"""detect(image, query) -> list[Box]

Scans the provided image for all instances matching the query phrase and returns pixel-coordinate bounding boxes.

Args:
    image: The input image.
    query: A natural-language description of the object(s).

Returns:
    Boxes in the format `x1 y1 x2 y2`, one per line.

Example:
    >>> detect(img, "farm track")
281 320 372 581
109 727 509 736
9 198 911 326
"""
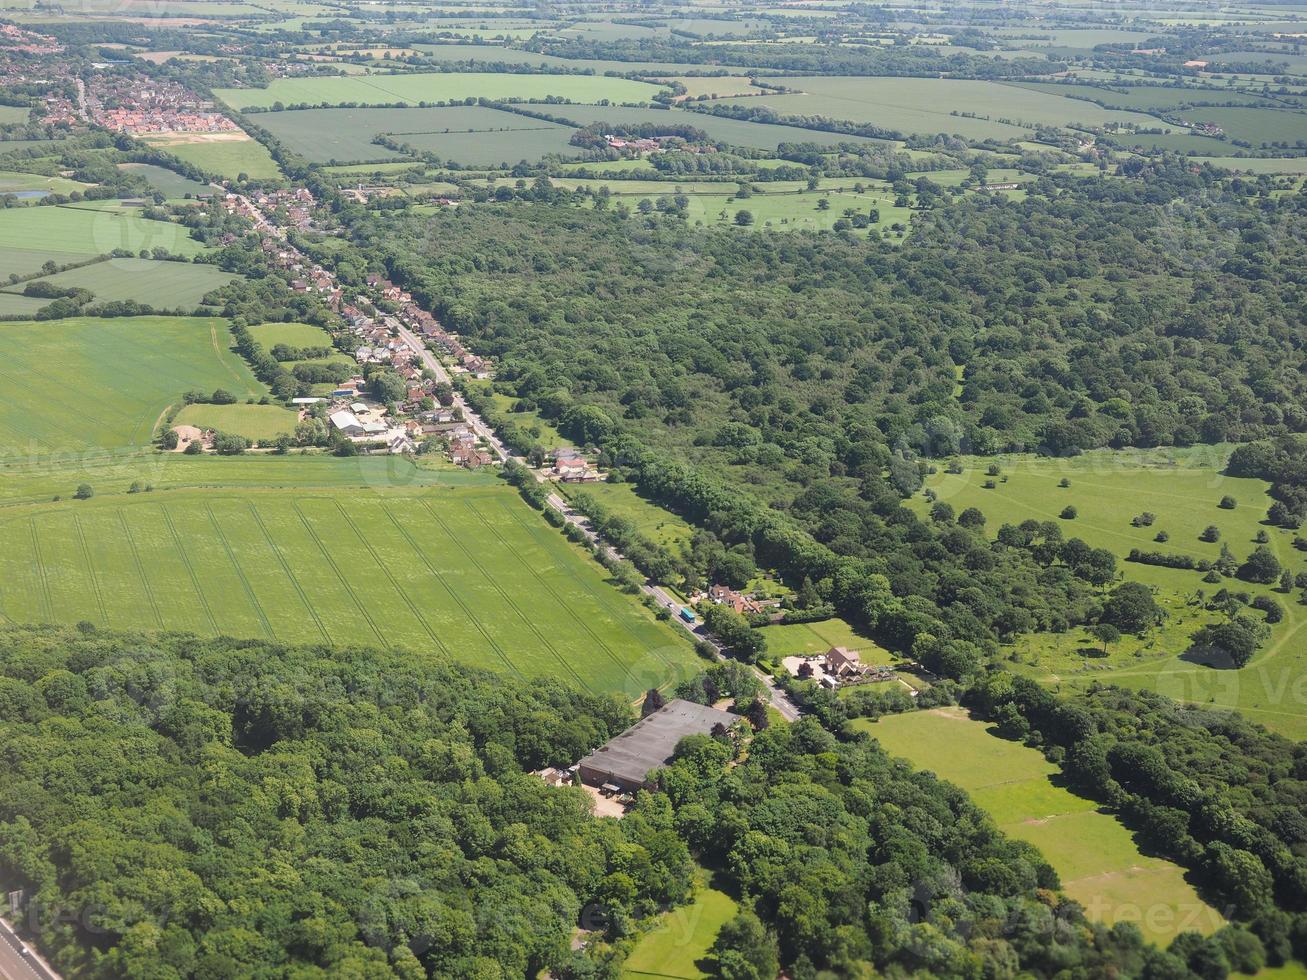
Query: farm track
291 501 389 648
160 503 221 635
377 499 512 674
421 497 594 692
118 509 165 629
330 498 445 655
204 503 276 641
248 501 332 645
71 514 110 626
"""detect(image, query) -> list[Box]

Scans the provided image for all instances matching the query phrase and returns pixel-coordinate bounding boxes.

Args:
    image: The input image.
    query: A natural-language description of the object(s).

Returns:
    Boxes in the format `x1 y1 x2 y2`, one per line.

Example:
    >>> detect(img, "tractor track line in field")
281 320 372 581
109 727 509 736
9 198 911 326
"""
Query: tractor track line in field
496 497 682 674
72 514 110 626
205 503 277 642
331 498 444 655
420 498 592 691
378 500 516 676
468 498 640 687
247 502 332 646
118 509 165 630
28 518 53 624
291 501 389 648
160 504 221 636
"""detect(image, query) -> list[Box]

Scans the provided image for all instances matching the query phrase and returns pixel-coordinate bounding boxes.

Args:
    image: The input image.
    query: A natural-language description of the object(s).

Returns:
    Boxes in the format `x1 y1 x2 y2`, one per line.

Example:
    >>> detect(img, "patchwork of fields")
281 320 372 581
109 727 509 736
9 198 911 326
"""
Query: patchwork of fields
0 316 261 458
861 708 1222 945
214 71 667 110
0 484 697 696
717 76 1176 139
256 104 581 165
0 205 207 279
0 257 238 309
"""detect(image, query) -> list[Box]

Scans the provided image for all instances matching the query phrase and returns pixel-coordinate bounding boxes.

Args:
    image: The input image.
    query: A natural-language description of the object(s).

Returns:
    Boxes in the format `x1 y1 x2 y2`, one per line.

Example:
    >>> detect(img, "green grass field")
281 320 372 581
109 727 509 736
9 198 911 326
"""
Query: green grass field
116 162 214 198
1185 106 1307 147
247 321 353 372
760 616 894 665
558 480 693 551
3 258 238 309
0 316 262 458
257 104 579 165
0 483 696 697
716 77 1168 140
213 72 666 110
0 205 206 279
0 170 92 196
860 708 1221 945
622 871 737 979
172 402 299 440
143 136 282 180
911 449 1307 737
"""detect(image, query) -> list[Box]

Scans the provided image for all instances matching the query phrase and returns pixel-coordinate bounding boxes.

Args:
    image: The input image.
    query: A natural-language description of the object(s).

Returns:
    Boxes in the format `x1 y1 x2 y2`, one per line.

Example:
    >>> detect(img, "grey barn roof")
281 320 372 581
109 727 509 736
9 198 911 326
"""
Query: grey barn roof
578 699 737 788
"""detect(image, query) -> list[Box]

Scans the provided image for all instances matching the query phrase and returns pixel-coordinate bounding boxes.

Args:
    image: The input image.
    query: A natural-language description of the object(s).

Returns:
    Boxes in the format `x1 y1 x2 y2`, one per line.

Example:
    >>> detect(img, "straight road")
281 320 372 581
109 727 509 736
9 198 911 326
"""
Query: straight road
0 916 57 980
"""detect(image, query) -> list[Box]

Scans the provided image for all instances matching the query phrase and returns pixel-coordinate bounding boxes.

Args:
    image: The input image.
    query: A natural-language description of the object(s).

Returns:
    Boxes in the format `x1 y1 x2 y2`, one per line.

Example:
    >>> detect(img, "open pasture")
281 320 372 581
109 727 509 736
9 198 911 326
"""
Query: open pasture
0 484 697 696
860 708 1221 945
913 450 1307 737
0 205 205 279
622 871 737 979
213 71 666 110
4 258 239 309
543 103 889 150
0 170 91 196
117 162 214 198
0 316 262 459
142 134 282 179
761 616 893 665
717 77 1172 140
171 402 298 440
1184 106 1307 146
261 103 583 165
558 480 693 551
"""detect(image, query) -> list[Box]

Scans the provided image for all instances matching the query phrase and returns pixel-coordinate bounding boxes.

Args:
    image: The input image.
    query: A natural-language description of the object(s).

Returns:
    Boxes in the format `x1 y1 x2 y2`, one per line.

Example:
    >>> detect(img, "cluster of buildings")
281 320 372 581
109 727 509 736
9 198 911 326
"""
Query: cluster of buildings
552 447 600 483
703 584 781 617
87 76 238 136
0 23 62 55
783 646 895 690
256 187 316 230
392 294 494 379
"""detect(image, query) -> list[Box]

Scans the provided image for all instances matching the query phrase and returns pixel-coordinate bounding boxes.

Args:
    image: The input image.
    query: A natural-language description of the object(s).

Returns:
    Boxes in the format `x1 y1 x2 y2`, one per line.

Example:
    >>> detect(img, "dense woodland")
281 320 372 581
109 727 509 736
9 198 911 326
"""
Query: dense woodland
350 164 1305 666
0 625 1286 979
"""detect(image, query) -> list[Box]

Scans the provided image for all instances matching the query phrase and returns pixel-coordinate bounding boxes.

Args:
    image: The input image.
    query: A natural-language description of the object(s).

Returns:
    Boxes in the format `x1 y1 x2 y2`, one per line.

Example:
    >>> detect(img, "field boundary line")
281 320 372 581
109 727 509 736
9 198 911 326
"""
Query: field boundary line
204 502 277 642
244 502 332 645
330 498 445 655
159 504 221 635
290 501 389 648
471 498 647 684
71 514 110 626
419 498 592 691
378 500 519 677
28 517 53 624
117 509 165 629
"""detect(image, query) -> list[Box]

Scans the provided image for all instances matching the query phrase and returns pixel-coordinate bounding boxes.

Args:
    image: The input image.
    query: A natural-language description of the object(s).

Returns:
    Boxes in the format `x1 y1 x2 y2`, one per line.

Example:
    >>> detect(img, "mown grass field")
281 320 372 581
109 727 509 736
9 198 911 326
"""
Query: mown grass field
143 135 282 180
761 616 894 665
1186 106 1307 147
172 402 299 440
248 320 354 372
0 170 91 196
0 205 206 279
214 72 666 110
911 449 1307 737
0 483 697 696
622 871 737 979
860 708 1222 945
2 258 238 309
0 316 262 458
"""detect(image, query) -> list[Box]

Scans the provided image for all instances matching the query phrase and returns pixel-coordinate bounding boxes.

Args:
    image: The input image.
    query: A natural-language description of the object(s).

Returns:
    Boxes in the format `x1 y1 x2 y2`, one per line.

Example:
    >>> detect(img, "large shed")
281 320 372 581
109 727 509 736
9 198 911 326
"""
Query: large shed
577 699 737 792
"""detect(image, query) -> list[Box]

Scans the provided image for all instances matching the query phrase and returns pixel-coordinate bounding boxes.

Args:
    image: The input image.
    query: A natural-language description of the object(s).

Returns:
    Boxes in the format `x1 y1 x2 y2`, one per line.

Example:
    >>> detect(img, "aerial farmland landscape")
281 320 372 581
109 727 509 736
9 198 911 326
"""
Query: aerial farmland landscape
0 0 1306 977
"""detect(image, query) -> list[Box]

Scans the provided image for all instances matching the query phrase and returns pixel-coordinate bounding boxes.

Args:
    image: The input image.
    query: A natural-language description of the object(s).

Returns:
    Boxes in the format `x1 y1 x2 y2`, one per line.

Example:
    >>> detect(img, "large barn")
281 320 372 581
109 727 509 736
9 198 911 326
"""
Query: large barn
577 699 738 792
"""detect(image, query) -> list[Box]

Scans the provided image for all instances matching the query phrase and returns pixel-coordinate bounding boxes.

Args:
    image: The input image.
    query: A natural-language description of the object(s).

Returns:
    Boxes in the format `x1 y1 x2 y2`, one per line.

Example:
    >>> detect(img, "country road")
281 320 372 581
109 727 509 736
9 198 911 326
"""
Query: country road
0 916 56 980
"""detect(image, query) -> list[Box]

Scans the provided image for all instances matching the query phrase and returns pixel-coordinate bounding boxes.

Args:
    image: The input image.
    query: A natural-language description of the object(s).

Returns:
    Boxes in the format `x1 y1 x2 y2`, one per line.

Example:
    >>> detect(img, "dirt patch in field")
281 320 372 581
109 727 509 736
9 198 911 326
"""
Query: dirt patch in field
140 131 252 145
